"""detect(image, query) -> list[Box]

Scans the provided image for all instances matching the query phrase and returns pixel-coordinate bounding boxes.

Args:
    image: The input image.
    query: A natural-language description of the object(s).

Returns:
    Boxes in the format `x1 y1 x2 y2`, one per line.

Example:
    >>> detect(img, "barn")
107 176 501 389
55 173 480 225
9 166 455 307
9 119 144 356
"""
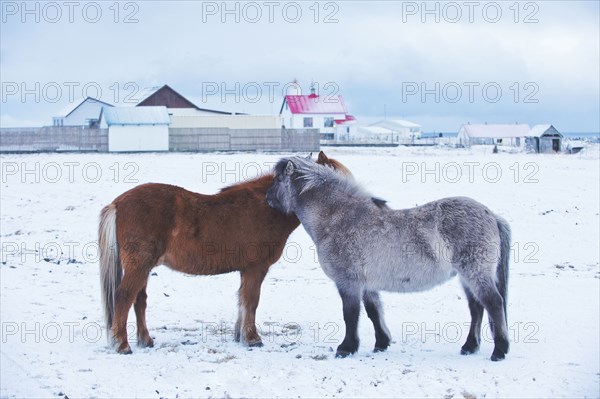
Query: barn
52 97 113 127
457 124 531 148
526 124 563 153
100 106 170 152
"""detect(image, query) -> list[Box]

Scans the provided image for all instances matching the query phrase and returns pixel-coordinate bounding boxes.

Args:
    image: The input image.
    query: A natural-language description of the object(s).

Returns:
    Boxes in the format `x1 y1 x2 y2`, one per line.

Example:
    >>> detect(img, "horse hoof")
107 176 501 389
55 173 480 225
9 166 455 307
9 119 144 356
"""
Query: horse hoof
248 341 264 348
335 350 353 358
491 352 506 361
138 338 154 348
373 346 388 353
117 344 132 355
461 341 479 355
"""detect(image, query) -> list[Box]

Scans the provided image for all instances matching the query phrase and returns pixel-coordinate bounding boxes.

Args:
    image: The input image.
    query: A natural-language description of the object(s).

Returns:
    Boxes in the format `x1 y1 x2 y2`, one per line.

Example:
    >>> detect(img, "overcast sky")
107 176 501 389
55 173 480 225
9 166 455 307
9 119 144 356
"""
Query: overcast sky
1 0 598 132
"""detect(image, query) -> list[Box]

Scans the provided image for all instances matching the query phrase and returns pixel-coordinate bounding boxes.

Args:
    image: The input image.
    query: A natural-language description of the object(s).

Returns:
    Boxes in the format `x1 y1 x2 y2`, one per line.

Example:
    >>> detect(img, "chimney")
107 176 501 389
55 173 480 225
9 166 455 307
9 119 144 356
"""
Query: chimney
310 82 316 96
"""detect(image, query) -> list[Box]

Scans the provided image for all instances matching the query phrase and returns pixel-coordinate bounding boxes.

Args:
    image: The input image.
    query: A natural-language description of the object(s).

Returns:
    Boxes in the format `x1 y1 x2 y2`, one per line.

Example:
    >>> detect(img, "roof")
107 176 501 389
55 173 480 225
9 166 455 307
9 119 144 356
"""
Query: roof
370 119 421 130
55 97 113 118
528 124 562 137
133 84 231 114
101 106 170 125
334 115 357 125
357 126 394 134
282 94 348 114
460 124 531 138
131 86 164 104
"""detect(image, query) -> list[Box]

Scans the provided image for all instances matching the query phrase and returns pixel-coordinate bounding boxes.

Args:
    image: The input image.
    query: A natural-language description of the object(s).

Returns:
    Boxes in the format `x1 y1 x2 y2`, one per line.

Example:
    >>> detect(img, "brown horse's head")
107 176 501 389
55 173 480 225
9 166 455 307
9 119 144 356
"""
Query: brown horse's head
316 151 352 177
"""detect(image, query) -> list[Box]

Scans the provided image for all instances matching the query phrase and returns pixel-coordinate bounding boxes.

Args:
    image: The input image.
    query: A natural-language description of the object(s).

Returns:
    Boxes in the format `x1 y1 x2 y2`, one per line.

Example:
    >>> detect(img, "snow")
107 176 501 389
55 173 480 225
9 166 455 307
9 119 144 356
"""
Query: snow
1 145 599 398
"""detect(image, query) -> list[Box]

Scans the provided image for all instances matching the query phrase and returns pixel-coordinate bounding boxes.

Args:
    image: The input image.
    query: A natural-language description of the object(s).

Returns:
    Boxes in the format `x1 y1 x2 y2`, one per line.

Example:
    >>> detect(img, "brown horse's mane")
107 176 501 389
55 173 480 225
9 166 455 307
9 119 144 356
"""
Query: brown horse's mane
325 158 351 176
218 173 273 193
218 152 350 194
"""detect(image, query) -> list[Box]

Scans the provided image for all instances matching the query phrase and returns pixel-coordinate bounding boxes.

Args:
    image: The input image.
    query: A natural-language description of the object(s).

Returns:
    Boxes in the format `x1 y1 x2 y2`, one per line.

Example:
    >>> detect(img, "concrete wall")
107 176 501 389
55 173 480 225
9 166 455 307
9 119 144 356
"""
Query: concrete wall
0 126 107 152
170 128 319 152
109 125 169 152
1 126 319 153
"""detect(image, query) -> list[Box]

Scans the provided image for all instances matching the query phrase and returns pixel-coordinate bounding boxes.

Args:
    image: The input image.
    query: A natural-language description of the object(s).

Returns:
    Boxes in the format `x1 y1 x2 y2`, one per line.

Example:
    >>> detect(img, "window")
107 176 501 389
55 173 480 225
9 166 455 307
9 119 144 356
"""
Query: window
303 117 313 128
324 117 334 128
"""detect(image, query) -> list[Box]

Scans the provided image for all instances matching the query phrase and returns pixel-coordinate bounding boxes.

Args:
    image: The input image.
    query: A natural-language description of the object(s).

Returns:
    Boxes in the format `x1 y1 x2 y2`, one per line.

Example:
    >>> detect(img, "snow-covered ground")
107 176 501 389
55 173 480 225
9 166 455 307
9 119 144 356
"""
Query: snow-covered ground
1 145 599 398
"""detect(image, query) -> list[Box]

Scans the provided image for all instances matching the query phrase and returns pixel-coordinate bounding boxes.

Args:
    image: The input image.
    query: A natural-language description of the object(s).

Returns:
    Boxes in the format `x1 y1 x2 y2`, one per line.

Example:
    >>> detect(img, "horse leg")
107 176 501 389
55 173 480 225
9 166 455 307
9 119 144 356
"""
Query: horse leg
112 269 147 354
460 281 484 355
472 281 509 361
336 284 362 358
363 290 391 352
134 282 154 348
234 306 242 343
238 267 268 347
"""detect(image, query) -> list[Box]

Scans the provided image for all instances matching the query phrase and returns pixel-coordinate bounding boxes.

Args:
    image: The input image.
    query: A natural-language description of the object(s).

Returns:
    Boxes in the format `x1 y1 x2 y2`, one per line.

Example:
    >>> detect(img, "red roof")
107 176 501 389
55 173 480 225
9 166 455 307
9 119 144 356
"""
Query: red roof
334 115 357 125
284 94 348 114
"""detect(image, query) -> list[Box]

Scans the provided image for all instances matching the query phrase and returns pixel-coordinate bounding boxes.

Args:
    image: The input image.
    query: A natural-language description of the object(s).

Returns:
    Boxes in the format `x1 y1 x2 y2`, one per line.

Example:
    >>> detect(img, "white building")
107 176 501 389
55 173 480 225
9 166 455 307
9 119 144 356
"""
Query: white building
279 89 356 141
355 119 422 143
53 97 113 127
333 115 358 142
457 124 531 148
100 106 170 152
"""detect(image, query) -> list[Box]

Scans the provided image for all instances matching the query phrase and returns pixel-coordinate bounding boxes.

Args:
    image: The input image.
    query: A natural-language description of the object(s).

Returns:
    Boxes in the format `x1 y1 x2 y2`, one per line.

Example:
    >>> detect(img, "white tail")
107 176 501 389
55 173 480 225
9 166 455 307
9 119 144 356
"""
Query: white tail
99 203 121 338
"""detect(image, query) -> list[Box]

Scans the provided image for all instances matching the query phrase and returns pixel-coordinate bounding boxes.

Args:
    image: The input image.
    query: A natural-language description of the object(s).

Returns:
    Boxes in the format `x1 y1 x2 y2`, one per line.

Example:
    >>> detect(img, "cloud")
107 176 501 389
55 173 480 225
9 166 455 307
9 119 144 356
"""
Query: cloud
1 1 598 131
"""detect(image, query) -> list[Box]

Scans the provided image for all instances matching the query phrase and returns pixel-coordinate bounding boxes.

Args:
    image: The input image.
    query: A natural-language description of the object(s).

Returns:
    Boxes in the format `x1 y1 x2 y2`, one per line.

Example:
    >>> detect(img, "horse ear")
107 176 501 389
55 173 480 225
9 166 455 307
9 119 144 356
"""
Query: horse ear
317 151 328 163
285 160 295 176
305 152 313 160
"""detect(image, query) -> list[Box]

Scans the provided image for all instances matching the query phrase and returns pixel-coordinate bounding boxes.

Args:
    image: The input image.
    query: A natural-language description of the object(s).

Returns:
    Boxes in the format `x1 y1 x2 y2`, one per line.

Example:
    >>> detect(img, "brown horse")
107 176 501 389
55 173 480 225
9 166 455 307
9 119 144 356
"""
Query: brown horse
99 151 350 354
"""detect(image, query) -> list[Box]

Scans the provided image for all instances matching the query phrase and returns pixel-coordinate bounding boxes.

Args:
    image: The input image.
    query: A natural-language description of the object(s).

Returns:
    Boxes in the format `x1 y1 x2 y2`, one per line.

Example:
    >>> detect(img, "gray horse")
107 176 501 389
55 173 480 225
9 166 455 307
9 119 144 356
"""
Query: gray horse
266 156 511 361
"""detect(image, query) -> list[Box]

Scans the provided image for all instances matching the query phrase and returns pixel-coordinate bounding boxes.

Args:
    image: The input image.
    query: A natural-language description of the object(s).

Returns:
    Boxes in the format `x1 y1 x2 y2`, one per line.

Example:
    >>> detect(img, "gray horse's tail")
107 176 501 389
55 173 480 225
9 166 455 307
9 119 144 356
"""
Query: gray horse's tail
99 203 122 338
496 216 511 321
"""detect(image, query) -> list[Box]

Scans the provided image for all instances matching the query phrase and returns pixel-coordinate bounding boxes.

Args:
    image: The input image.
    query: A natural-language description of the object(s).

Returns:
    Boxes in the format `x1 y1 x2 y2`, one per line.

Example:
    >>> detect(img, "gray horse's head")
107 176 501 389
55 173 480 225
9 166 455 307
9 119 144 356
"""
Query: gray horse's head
266 156 332 214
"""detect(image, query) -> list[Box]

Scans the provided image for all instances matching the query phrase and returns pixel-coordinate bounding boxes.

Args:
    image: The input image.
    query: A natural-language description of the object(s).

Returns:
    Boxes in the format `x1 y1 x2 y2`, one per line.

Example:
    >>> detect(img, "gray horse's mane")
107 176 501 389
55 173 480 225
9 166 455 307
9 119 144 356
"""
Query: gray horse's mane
275 157 388 207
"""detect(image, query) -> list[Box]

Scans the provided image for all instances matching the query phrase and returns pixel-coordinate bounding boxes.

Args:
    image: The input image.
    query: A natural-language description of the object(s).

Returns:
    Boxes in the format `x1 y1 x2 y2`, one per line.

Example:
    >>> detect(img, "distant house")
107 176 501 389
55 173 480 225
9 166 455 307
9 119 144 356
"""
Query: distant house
132 84 231 116
526 124 563 153
53 97 113 127
100 106 170 152
457 124 530 148
354 126 400 144
279 87 356 141
368 119 422 141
